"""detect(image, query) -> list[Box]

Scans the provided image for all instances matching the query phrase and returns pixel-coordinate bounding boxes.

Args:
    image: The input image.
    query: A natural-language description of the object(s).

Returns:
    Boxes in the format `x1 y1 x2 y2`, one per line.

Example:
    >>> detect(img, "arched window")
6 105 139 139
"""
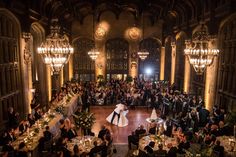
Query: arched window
73 38 95 81
139 38 160 80
217 14 236 110
0 9 23 128
106 38 129 80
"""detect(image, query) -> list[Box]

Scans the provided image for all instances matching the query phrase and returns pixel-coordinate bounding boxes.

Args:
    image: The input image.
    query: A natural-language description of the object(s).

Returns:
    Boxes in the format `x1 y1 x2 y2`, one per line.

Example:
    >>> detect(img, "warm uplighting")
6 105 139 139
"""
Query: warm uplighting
37 19 74 74
184 23 219 75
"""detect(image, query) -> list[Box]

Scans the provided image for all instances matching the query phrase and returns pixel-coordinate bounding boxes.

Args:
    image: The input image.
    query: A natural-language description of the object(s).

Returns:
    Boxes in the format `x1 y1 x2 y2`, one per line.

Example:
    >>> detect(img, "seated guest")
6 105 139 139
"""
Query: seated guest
98 125 109 140
56 137 71 157
0 130 8 145
149 123 158 135
144 141 155 154
8 107 19 128
59 119 67 138
6 128 16 142
178 135 190 153
72 144 80 157
67 125 77 140
34 108 43 121
213 140 224 157
27 114 35 127
167 143 178 157
217 121 227 136
43 125 53 141
128 131 139 149
135 125 146 137
154 144 167 157
19 120 29 135
88 141 103 157
17 142 28 157
2 139 14 157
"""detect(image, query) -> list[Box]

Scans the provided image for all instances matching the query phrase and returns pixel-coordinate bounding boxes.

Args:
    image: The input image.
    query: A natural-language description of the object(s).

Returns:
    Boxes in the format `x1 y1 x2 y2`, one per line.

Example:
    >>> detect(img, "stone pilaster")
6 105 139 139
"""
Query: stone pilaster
184 40 191 93
160 46 165 80
171 42 176 85
204 37 219 112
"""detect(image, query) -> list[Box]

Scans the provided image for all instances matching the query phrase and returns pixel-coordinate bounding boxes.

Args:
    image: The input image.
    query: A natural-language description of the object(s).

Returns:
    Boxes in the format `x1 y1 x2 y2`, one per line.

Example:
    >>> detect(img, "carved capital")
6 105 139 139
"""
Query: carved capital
22 32 32 64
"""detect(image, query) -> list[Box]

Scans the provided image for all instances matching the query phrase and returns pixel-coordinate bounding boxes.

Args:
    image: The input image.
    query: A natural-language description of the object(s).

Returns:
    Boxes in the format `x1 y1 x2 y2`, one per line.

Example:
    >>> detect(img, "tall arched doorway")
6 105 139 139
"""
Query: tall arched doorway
138 38 160 80
73 38 95 81
105 38 129 80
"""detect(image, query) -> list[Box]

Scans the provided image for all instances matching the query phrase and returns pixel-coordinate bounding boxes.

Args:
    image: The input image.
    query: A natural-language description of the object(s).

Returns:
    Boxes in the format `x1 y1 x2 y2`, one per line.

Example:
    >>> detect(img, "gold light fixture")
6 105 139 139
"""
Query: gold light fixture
88 13 99 60
37 19 73 74
138 12 149 60
184 22 219 75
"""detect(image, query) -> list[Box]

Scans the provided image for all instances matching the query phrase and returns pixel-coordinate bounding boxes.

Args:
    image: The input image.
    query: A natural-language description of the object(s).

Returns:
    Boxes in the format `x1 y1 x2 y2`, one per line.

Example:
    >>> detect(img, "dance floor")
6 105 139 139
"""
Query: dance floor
90 106 157 144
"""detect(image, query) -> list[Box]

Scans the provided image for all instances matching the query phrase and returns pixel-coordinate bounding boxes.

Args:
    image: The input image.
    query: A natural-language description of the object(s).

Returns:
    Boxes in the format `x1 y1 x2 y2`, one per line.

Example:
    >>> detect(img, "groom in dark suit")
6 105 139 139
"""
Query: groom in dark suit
110 103 124 124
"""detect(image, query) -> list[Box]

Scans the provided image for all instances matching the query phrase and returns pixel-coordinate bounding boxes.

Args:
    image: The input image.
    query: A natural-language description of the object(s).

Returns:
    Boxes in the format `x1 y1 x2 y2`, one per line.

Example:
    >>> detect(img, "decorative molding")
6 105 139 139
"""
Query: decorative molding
22 32 32 64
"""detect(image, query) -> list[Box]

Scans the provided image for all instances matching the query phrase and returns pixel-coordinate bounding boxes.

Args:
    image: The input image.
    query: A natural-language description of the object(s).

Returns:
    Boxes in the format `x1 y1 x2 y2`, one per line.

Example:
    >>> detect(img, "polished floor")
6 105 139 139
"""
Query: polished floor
90 106 159 144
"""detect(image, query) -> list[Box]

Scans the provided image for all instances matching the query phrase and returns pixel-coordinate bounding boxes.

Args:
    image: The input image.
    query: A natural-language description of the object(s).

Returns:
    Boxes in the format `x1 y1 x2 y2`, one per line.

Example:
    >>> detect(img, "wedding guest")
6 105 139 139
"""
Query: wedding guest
88 141 103 157
43 126 53 141
34 108 43 121
98 125 109 140
72 144 80 157
8 107 19 128
144 141 155 154
213 140 224 157
135 124 146 137
59 119 67 138
67 125 77 140
27 114 35 127
167 143 178 157
2 139 14 157
149 123 158 135
6 128 16 142
19 120 29 135
154 144 167 156
128 131 139 149
17 142 28 157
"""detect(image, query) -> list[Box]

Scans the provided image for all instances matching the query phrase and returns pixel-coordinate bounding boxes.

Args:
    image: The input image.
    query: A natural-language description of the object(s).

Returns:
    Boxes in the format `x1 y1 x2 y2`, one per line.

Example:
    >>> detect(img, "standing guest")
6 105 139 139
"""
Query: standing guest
8 107 19 128
144 141 155 154
72 144 80 157
6 128 16 142
167 143 178 157
128 131 139 149
149 123 158 135
67 125 77 140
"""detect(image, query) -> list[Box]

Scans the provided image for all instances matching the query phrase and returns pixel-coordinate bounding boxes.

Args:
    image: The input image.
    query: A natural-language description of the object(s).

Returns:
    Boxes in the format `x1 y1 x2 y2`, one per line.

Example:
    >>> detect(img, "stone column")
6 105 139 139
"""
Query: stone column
60 69 64 87
129 41 139 78
22 32 33 114
184 40 191 93
68 54 73 81
171 42 176 85
204 37 219 112
160 46 165 80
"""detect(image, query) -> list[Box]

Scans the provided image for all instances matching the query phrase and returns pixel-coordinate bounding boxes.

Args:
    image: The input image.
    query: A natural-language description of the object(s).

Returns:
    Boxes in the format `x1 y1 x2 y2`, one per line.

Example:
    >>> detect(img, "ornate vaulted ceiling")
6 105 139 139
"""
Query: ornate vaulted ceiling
38 0 199 25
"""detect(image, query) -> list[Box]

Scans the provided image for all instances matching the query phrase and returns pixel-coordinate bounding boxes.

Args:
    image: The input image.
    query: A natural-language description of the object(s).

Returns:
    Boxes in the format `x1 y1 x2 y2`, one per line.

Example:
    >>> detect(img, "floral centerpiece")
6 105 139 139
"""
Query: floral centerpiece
73 110 96 130
55 105 66 116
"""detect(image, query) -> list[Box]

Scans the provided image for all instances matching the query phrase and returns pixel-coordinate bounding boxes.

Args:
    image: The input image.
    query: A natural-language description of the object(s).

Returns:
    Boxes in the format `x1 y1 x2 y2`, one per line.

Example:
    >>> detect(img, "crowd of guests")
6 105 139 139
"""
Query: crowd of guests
0 78 234 157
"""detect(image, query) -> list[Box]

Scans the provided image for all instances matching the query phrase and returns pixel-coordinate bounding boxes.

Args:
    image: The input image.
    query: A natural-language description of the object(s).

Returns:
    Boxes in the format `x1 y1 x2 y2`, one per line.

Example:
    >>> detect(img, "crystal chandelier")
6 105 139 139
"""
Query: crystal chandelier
37 19 74 74
88 13 99 60
138 51 149 60
184 23 219 75
138 13 149 60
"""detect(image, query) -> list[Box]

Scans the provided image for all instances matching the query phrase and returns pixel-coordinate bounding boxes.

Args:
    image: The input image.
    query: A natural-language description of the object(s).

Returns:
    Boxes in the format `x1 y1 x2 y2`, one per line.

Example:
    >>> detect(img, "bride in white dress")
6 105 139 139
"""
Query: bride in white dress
106 103 129 127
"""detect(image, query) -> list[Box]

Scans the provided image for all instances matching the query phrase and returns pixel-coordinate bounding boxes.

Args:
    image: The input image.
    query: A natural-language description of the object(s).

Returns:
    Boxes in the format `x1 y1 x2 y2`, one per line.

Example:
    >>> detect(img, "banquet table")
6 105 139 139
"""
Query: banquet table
217 136 236 157
64 95 79 117
139 135 177 152
12 111 63 157
67 136 103 155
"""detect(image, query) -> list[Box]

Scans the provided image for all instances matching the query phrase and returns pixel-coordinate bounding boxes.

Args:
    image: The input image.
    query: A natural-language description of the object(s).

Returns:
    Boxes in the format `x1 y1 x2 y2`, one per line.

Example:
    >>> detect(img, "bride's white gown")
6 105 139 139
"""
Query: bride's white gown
106 110 129 127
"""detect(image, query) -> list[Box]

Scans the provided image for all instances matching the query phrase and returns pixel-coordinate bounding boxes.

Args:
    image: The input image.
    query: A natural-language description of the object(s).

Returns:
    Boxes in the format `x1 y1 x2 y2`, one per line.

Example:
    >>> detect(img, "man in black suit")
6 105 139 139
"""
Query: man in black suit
135 125 146 137
43 126 53 141
2 139 14 156
213 140 224 157
19 120 29 135
88 141 103 157
8 107 19 128
67 127 77 140
149 123 158 135
98 125 108 140
167 144 178 157
6 128 16 142
128 131 139 149
154 144 167 156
